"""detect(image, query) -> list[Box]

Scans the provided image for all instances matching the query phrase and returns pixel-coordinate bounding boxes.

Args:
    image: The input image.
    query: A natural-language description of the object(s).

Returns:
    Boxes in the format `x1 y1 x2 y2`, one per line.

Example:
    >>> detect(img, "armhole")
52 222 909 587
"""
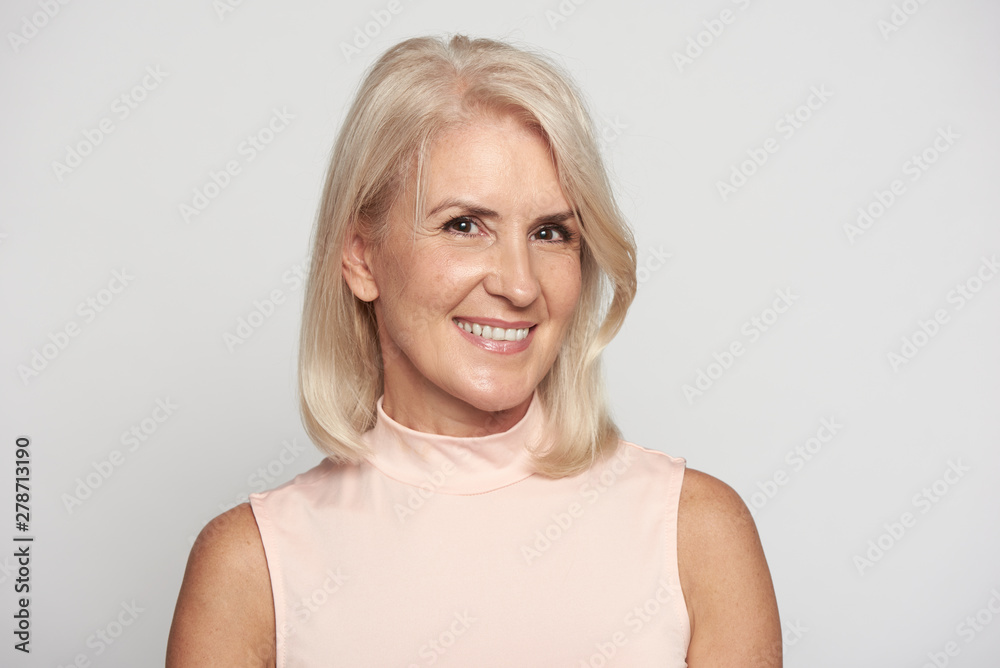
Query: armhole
664 456 692 648
249 493 285 668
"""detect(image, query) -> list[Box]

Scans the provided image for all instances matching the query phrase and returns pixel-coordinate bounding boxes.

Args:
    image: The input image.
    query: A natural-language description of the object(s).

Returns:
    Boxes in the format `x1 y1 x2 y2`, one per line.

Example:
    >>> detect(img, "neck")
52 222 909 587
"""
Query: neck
365 390 543 495
381 381 532 438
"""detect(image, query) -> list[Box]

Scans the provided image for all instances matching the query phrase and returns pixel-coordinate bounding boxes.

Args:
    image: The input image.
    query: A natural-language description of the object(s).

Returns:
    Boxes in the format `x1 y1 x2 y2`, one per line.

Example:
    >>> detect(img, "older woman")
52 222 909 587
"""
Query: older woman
167 35 780 666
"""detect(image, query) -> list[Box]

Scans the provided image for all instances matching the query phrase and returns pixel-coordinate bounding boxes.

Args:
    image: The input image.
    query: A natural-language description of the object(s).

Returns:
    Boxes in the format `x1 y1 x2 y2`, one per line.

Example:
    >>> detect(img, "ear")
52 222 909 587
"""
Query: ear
341 227 379 302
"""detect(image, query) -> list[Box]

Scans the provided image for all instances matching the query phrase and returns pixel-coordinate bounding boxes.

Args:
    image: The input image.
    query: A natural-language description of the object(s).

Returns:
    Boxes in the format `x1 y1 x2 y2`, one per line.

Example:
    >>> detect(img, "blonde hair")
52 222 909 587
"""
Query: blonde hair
299 34 636 477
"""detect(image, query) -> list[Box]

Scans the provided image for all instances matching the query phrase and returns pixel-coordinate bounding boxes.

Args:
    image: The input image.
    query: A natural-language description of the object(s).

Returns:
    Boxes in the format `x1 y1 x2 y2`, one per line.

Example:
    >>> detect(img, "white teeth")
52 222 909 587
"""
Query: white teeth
455 319 530 342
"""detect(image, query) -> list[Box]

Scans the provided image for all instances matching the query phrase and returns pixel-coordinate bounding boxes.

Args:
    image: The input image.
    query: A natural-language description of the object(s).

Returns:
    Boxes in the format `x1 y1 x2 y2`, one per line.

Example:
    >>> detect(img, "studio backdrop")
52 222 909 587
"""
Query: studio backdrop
2 0 998 666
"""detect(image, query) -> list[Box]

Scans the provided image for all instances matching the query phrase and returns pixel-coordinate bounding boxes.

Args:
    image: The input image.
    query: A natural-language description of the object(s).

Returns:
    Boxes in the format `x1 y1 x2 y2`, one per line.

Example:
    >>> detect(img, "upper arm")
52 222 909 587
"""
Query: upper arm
678 468 782 667
166 503 276 668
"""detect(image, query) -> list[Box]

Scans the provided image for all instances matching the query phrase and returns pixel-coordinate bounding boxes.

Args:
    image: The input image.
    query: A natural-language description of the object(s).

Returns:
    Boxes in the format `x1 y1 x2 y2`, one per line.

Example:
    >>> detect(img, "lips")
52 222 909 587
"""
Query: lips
453 318 531 342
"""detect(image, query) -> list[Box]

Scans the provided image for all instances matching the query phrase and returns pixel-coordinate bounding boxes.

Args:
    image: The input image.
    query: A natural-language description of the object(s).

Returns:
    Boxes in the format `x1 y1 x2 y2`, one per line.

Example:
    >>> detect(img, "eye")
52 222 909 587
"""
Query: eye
443 216 480 235
532 224 574 243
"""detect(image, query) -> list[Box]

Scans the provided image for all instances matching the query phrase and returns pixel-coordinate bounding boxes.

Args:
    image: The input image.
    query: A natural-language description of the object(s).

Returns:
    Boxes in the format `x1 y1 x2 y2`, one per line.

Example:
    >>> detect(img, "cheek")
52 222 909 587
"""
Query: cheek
541 255 583 319
421 249 488 304
379 247 482 326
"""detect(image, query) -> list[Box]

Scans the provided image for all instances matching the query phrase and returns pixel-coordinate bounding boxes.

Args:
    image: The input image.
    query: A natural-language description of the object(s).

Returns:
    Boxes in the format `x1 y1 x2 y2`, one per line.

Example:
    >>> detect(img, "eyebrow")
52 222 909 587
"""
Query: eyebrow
427 198 577 226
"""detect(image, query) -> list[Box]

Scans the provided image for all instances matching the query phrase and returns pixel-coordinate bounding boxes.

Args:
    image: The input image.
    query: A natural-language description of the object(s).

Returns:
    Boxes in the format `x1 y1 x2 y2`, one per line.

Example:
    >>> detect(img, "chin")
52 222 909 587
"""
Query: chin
452 380 536 415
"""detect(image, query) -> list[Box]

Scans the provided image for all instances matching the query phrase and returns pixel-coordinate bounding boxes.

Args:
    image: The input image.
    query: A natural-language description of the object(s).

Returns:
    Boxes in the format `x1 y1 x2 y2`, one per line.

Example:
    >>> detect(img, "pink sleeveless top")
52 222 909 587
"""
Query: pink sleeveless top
249 395 690 666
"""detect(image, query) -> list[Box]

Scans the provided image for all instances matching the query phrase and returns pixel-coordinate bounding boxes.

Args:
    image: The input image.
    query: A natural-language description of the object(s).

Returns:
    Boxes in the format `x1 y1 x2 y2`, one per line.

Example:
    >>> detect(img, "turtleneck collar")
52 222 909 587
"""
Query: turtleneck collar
363 393 544 495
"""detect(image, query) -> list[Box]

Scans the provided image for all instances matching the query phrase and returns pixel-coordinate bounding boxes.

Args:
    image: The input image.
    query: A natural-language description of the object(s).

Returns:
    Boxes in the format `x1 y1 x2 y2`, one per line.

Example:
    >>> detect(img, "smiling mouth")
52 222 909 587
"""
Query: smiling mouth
453 318 531 342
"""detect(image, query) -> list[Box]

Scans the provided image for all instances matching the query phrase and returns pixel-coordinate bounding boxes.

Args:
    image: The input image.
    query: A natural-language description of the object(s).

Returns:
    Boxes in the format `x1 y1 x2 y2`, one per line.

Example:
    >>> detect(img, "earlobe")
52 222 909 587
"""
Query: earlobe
341 229 379 302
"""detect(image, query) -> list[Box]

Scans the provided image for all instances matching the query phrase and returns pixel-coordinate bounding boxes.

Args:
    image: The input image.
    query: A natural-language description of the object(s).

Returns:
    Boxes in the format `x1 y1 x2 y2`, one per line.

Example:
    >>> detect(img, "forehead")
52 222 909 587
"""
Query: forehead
418 114 570 215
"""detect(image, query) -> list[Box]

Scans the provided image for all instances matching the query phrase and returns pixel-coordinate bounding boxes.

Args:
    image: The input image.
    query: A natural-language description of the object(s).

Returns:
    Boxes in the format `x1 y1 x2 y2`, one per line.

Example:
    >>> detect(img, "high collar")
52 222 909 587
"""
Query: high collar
363 394 544 495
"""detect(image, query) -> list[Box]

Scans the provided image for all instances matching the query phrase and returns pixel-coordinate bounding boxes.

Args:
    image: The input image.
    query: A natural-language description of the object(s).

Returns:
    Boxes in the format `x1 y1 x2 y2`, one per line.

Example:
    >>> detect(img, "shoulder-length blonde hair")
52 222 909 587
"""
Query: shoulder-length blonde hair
299 34 636 478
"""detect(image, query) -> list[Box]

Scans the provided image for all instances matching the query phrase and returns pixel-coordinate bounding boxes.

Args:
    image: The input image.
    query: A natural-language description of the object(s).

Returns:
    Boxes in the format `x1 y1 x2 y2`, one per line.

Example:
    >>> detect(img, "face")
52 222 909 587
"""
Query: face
343 113 582 435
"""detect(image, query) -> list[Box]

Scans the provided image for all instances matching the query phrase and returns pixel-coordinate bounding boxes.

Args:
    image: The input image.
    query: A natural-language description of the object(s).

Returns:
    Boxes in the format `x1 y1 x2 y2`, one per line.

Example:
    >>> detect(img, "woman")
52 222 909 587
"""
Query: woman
167 35 780 666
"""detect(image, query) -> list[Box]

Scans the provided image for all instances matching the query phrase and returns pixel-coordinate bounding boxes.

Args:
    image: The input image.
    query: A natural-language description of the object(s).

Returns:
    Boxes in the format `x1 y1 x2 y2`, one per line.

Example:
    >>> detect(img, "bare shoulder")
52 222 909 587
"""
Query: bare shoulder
678 468 757 536
166 503 275 668
677 468 782 667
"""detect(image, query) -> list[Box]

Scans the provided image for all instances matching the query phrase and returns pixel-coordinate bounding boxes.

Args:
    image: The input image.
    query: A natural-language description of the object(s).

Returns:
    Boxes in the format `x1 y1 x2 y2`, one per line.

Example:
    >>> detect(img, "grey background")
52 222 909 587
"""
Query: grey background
1 0 998 665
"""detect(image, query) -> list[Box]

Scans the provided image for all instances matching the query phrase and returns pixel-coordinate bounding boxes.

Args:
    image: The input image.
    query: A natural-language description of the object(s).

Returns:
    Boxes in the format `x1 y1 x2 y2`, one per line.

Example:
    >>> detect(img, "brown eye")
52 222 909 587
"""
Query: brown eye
444 217 479 235
533 225 570 242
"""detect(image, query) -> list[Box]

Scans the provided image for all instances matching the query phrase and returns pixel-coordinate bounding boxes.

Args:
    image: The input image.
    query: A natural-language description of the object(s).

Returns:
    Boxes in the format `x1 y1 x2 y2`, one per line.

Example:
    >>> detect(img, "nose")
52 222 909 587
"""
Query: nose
482 236 541 307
